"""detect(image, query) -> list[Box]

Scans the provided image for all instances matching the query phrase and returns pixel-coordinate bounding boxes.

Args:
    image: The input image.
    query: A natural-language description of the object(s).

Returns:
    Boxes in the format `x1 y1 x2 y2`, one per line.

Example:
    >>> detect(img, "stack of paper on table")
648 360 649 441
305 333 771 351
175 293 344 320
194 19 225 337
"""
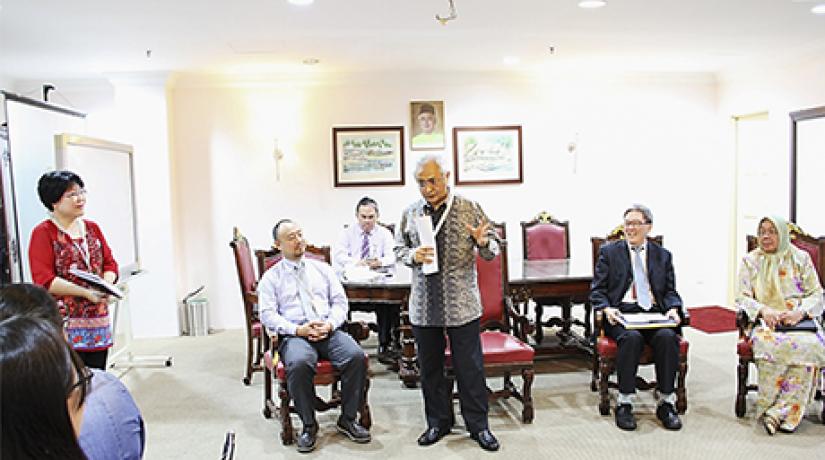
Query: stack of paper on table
343 266 384 283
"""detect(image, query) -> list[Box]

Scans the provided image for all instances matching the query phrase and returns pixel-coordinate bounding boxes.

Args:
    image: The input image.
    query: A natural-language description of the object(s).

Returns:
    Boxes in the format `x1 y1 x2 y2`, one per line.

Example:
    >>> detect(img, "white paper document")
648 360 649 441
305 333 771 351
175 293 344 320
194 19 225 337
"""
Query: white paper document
415 215 439 275
617 312 677 329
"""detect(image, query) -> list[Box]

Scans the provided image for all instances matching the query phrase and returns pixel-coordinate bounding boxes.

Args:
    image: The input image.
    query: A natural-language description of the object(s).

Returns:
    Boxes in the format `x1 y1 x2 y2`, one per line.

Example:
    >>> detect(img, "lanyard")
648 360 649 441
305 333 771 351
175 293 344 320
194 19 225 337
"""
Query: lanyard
428 193 455 237
51 217 91 269
72 238 91 270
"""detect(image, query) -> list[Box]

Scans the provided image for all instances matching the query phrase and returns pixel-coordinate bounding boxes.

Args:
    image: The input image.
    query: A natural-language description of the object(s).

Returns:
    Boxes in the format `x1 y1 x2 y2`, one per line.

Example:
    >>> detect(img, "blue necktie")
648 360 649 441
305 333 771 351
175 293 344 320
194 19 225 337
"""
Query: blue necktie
632 246 652 311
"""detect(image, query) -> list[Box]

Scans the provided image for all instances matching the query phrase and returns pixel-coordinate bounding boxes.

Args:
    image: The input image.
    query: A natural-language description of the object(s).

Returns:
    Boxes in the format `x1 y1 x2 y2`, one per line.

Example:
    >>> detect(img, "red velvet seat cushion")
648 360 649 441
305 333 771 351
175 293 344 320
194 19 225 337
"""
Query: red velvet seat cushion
596 335 689 359
252 321 262 337
445 331 534 366
737 338 753 359
267 352 369 380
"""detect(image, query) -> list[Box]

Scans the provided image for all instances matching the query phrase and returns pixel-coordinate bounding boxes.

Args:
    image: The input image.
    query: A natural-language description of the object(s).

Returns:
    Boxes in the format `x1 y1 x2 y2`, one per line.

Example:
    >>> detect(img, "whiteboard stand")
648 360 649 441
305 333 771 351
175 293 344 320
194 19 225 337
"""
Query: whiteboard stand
108 275 173 375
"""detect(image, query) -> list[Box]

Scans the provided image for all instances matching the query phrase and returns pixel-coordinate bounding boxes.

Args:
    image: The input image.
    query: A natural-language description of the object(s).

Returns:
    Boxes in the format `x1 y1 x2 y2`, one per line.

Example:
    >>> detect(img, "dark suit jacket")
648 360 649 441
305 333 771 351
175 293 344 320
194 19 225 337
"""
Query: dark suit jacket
590 239 682 312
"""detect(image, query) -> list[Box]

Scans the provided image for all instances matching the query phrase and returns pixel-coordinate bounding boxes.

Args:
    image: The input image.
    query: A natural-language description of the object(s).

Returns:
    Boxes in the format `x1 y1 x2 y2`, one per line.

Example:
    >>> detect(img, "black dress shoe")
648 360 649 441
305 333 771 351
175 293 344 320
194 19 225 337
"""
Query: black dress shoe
377 345 396 365
336 417 371 443
470 429 500 452
296 425 318 453
615 404 637 431
656 402 682 430
417 426 449 446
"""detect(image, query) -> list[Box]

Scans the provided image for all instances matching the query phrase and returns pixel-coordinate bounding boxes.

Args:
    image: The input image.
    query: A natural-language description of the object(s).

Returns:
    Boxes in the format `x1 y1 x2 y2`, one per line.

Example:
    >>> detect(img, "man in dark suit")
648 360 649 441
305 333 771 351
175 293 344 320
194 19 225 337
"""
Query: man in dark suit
590 204 683 431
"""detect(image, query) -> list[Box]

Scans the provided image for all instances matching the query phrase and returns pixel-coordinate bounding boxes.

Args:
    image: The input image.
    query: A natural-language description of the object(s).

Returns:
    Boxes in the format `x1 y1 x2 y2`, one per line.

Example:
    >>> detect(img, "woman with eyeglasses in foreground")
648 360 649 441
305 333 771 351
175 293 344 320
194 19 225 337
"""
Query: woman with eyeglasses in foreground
29 170 118 370
0 283 146 460
0 315 90 459
736 215 825 435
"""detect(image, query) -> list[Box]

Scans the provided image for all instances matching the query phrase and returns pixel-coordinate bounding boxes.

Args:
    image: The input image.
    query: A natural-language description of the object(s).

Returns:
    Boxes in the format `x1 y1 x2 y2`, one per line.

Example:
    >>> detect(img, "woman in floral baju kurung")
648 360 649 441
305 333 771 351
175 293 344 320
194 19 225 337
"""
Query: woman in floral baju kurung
736 215 824 434
29 171 118 370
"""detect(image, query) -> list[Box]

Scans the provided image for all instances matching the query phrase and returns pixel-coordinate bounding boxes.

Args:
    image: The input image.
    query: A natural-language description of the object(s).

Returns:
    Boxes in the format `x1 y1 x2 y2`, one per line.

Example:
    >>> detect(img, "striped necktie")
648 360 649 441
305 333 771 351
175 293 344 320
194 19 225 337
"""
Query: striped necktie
360 232 370 259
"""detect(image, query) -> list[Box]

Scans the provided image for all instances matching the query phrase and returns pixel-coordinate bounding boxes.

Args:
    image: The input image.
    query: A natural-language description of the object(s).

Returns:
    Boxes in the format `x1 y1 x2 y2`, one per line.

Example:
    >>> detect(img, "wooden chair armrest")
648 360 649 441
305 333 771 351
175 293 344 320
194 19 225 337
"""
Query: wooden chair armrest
594 309 605 337
344 320 370 342
268 330 279 350
505 296 534 340
736 309 753 339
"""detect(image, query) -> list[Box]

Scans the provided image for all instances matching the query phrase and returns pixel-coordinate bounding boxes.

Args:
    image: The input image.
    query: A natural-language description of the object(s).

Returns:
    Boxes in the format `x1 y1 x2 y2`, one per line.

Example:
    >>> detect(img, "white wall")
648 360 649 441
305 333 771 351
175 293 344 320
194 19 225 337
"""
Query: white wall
718 52 825 218
170 70 725 329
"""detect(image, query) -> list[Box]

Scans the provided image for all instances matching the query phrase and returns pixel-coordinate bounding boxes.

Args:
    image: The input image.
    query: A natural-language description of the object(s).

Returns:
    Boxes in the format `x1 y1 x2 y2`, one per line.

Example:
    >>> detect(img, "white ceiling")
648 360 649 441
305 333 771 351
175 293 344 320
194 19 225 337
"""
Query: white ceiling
1 0 825 80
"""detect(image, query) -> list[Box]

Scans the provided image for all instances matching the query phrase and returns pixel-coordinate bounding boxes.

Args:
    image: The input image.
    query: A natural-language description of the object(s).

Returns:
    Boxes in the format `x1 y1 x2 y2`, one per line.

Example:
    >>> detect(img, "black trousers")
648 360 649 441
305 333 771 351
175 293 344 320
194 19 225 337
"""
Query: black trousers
279 330 366 428
604 303 680 395
413 319 488 434
77 349 109 370
376 305 400 347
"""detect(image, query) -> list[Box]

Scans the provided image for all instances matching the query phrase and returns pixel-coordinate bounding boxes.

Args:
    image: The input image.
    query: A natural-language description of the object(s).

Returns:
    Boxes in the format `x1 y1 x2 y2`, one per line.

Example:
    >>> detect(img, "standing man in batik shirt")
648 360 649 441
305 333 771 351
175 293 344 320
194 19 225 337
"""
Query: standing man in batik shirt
395 155 500 452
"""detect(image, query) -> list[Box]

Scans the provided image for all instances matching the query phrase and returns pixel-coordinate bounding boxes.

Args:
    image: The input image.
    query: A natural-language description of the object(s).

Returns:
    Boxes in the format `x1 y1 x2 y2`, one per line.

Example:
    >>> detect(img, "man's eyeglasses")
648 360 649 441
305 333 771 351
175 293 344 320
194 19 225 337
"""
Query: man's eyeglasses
624 220 649 228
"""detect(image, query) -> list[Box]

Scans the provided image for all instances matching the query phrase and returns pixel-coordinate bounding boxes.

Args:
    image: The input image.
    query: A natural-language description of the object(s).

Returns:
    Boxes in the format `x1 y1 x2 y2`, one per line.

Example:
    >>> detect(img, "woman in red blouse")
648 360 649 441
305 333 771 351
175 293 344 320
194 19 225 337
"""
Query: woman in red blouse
29 170 118 369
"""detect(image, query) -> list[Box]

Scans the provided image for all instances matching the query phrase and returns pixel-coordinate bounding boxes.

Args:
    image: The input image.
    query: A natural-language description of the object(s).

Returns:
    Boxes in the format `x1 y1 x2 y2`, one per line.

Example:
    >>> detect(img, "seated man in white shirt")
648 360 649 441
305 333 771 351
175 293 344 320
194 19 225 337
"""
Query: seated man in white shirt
333 197 398 364
258 219 370 453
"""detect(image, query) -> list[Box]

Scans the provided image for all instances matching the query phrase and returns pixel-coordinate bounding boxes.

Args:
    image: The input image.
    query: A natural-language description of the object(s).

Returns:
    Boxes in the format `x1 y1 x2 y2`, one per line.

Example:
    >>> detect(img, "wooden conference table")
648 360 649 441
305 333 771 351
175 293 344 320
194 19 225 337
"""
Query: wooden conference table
342 259 593 388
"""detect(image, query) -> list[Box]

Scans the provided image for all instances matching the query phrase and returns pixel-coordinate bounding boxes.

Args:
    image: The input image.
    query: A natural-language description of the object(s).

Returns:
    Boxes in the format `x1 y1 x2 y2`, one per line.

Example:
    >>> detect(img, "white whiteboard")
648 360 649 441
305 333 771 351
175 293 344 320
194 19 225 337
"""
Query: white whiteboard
55 134 140 277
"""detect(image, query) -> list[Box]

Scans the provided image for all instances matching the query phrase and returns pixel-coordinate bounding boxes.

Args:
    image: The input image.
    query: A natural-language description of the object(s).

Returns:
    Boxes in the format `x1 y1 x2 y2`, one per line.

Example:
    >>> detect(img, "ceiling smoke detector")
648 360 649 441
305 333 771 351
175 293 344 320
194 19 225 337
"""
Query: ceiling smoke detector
578 0 607 8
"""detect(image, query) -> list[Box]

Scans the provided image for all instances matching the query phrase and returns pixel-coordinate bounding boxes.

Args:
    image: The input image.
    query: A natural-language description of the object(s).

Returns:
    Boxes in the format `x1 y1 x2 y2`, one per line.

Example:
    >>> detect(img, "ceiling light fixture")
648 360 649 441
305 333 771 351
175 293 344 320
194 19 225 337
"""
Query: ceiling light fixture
578 0 607 8
812 4 825 15
436 0 458 25
287 0 314 6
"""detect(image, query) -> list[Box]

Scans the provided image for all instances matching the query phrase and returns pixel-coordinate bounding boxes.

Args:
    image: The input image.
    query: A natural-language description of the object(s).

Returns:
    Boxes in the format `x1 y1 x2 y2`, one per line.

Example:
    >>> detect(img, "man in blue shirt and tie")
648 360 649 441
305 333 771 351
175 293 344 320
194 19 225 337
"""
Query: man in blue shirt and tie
590 204 684 432
258 219 370 453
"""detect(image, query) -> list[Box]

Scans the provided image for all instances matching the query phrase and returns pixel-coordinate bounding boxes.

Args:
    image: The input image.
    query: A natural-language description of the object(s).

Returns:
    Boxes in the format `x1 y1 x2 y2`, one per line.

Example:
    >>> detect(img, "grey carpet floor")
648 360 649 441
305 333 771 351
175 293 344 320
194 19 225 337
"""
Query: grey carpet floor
119 325 825 459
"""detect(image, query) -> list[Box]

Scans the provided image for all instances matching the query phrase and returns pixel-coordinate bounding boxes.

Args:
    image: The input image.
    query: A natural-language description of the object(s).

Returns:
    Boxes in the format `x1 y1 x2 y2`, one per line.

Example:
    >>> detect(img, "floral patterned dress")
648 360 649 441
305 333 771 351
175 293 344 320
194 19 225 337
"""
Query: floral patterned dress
736 246 825 429
29 219 118 352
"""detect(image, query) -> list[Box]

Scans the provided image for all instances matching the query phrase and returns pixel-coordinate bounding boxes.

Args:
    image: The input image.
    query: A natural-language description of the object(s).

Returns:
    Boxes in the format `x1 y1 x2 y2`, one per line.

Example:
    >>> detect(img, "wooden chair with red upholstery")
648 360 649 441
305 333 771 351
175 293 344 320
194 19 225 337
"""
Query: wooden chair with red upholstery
229 227 265 386
589 225 690 416
445 222 537 423
255 244 332 278
520 211 580 343
735 222 825 419
255 243 373 445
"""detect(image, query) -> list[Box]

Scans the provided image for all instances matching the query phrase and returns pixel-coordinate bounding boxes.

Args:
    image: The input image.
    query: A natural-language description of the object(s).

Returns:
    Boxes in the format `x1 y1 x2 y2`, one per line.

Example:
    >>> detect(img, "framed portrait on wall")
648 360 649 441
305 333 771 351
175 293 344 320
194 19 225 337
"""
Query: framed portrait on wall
410 100 445 151
452 125 523 185
333 126 405 187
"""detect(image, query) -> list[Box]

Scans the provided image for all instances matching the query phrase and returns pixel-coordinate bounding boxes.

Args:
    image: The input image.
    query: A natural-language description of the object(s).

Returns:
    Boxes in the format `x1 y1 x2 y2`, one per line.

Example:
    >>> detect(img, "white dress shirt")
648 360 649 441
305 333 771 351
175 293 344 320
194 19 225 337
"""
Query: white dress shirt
257 257 349 336
333 223 395 272
622 240 654 304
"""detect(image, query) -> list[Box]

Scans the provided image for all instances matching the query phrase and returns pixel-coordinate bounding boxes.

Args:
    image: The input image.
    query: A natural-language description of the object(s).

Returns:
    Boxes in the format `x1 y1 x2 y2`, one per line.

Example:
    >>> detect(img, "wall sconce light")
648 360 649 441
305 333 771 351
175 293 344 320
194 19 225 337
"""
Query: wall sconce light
273 138 285 181
567 132 580 174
